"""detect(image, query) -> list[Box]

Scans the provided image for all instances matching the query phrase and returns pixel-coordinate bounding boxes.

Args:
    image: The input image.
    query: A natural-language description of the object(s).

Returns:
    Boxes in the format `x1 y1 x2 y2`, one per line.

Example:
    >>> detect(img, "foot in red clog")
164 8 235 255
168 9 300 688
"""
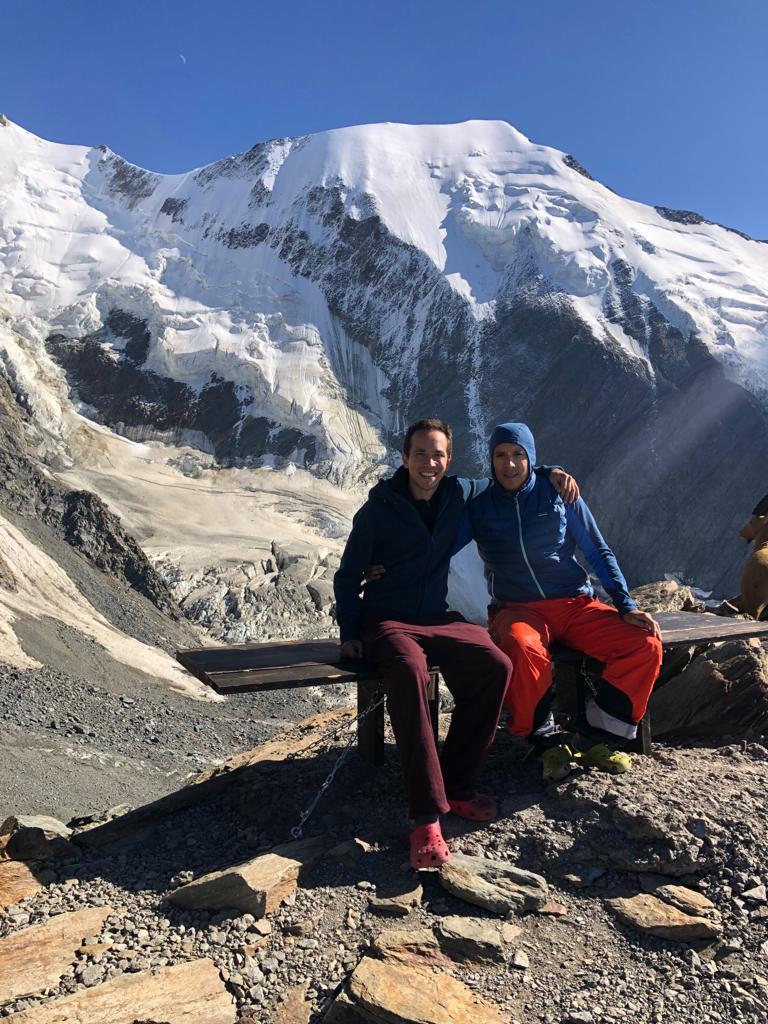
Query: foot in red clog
447 793 498 821
409 822 451 869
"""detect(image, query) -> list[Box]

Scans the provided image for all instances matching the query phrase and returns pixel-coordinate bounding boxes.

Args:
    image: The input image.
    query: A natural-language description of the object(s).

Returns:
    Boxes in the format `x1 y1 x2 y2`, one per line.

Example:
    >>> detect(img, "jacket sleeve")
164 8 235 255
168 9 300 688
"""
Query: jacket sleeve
452 508 474 555
564 499 638 615
451 476 491 555
333 503 377 643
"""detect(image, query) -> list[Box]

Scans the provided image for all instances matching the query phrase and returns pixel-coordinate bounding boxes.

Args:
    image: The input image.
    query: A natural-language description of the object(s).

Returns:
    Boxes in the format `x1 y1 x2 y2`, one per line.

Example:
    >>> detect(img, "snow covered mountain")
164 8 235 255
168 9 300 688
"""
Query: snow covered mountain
2 116 767 592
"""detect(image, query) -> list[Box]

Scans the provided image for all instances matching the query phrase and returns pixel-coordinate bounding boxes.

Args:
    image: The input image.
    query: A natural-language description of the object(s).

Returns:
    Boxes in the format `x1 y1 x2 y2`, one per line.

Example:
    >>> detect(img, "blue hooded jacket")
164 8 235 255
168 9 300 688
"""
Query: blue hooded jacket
466 422 637 615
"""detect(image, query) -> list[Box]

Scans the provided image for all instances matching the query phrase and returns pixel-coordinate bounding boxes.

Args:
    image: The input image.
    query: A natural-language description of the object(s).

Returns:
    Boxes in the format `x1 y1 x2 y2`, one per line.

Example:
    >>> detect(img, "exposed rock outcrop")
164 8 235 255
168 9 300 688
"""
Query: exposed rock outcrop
0 372 183 620
0 906 112 1003
649 639 768 739
6 958 236 1023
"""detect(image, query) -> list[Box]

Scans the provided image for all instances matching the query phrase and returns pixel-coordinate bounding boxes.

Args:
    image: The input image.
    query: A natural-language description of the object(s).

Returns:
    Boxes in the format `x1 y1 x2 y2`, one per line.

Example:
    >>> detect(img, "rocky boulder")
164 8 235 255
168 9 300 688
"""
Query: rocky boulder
649 638 768 739
325 955 506 1023
608 891 722 941
168 837 325 917
438 853 549 915
631 579 702 613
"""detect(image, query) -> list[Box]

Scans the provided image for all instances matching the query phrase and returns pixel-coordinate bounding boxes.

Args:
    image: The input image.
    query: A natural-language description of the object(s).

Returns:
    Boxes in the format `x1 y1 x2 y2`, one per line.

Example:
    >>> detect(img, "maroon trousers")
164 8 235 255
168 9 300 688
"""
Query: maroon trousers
362 614 511 818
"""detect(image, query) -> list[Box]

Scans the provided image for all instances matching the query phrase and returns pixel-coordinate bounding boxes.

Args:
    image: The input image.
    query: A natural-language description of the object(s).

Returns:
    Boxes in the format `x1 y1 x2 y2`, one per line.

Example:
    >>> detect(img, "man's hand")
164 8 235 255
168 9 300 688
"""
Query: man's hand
340 639 364 659
622 610 661 639
550 468 580 503
363 564 386 583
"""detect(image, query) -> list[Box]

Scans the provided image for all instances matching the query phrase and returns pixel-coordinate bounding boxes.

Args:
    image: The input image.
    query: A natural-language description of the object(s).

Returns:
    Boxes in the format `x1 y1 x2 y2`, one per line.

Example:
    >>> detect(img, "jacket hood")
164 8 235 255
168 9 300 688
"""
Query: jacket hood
488 423 536 485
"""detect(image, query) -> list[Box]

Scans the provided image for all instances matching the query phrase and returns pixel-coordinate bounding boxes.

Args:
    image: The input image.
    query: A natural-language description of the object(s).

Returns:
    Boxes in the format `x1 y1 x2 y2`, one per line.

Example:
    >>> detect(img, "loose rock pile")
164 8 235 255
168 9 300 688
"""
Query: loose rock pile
2 706 768 1023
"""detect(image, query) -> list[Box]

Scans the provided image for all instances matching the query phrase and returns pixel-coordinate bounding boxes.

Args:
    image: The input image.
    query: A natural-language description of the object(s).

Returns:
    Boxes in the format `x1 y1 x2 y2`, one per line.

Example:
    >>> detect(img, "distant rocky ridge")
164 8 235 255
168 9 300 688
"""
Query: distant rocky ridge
46 310 318 468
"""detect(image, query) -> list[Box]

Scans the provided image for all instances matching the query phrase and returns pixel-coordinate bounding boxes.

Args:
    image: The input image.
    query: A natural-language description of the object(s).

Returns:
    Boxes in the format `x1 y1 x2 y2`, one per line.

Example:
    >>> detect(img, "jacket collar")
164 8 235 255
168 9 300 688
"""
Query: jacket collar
490 468 536 500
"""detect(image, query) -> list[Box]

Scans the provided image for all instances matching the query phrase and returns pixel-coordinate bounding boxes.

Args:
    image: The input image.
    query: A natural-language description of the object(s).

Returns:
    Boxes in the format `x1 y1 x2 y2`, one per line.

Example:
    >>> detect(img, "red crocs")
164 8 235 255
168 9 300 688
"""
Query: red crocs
447 793 498 821
409 822 451 870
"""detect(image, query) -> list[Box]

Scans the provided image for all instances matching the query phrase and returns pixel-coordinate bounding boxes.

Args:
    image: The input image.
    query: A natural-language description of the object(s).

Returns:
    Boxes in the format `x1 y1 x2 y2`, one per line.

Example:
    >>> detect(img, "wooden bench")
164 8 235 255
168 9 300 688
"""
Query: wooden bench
176 611 768 765
175 638 438 766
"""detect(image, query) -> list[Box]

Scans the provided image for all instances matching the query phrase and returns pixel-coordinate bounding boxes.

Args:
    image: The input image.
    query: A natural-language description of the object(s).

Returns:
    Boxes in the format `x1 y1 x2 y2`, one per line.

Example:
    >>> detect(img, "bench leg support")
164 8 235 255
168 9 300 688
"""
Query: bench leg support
427 671 440 741
357 678 385 765
356 673 441 766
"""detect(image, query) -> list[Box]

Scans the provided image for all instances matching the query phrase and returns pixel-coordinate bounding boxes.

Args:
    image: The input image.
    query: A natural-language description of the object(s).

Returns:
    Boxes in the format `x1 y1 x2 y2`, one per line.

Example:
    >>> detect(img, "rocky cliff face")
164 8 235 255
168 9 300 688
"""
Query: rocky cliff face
0 371 181 620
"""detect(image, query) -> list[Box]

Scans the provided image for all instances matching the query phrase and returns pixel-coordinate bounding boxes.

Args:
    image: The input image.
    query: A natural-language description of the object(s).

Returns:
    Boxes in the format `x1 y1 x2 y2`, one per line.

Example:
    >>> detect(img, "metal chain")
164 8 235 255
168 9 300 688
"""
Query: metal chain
579 659 598 699
289 695 385 840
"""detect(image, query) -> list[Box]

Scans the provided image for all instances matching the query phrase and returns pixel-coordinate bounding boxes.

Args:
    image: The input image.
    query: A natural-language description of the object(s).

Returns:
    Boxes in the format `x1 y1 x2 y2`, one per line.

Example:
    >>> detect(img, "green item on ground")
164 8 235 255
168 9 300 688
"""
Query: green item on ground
576 742 632 774
540 744 575 783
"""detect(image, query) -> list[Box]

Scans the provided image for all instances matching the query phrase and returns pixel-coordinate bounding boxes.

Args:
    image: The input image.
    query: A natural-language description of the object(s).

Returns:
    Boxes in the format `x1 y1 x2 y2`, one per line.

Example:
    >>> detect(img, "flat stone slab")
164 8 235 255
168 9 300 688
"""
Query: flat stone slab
655 884 719 918
0 859 44 908
169 836 325 917
325 955 506 1023
0 906 111 1003
439 853 548 915
368 881 422 916
608 893 722 941
434 915 506 965
742 884 767 903
272 980 312 1024
372 928 452 970
6 958 236 1023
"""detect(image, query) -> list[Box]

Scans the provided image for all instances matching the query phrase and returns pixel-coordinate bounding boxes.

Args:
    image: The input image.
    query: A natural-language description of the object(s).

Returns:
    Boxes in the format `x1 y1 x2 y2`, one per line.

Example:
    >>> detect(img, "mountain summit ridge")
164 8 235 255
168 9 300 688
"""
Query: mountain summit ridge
1 116 767 590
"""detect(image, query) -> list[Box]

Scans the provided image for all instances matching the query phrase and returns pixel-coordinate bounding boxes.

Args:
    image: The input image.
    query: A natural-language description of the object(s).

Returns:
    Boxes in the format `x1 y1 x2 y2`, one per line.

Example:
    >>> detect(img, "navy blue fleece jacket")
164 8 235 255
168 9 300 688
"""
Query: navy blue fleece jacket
464 423 637 615
333 468 475 642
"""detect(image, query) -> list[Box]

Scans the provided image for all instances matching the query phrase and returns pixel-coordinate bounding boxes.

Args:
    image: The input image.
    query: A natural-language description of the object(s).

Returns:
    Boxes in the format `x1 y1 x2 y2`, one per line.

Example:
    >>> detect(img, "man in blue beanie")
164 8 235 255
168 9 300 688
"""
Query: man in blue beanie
467 422 662 780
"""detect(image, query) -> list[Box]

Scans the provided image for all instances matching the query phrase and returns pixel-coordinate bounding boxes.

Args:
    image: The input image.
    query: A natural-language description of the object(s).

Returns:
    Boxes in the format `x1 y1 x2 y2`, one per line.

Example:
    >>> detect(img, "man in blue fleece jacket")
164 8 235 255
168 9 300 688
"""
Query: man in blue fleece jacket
334 418 578 867
468 422 662 780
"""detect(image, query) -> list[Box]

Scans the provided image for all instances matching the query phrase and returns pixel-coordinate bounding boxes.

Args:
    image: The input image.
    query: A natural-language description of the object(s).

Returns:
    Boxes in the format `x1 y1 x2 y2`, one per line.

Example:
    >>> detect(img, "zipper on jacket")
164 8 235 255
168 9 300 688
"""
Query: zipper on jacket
515 495 546 598
417 485 449 614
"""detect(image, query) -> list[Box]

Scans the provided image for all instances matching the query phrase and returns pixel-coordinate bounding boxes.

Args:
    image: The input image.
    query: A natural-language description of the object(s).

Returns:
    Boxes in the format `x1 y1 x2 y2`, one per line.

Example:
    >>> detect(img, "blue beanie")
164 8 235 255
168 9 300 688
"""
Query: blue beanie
488 422 536 477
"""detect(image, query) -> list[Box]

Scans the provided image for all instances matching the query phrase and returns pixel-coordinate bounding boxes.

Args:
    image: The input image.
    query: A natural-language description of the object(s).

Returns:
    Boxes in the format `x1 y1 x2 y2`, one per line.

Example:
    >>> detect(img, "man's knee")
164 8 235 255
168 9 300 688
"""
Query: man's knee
378 654 430 687
485 647 512 692
466 632 513 682
504 628 549 667
642 634 663 676
633 632 663 671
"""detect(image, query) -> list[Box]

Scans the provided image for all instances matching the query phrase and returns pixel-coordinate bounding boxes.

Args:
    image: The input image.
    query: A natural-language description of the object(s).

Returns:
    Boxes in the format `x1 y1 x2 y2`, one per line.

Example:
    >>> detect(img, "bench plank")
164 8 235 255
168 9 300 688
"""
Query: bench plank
177 612 768 693
649 611 768 647
201 664 373 693
176 611 768 762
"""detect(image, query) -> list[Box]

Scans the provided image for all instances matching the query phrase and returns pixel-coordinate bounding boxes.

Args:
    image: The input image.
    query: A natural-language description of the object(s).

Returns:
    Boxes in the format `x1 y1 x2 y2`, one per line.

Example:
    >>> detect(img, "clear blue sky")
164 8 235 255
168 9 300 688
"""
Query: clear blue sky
4 0 767 238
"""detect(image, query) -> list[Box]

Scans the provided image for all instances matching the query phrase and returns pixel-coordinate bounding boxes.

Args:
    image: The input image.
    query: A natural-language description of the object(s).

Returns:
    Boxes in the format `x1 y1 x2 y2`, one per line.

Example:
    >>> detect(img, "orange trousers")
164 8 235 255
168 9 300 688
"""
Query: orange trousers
489 596 662 743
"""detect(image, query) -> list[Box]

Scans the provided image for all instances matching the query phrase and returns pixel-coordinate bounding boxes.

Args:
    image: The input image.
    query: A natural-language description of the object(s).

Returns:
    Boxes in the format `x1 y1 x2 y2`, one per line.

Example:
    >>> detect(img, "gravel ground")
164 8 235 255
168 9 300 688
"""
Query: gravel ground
0 657 356 822
2 724 768 1023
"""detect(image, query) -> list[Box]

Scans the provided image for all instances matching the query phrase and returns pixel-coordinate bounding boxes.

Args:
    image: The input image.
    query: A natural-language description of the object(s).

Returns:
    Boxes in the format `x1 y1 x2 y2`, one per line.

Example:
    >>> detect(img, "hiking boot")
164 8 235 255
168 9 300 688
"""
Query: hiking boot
576 743 631 775
540 744 575 783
